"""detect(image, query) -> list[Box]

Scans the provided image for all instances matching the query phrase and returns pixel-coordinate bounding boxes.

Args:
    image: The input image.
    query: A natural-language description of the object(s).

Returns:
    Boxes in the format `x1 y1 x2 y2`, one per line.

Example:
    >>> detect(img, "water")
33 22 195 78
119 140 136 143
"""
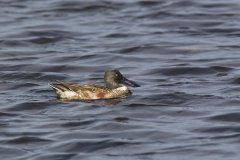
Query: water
1 0 240 159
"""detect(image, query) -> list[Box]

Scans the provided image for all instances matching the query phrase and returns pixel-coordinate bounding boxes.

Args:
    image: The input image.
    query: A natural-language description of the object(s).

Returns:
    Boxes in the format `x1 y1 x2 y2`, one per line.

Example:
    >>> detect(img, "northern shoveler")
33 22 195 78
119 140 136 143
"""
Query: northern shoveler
50 69 140 100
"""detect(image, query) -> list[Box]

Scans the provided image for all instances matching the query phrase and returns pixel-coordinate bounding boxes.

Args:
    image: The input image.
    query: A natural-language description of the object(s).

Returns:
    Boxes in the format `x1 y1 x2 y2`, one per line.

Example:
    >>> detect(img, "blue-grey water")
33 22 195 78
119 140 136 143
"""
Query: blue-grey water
1 0 240 159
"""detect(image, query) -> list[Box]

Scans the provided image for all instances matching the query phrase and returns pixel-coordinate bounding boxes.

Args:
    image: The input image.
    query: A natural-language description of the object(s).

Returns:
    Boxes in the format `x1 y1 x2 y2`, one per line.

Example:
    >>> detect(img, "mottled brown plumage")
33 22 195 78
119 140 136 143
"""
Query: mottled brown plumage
50 70 140 100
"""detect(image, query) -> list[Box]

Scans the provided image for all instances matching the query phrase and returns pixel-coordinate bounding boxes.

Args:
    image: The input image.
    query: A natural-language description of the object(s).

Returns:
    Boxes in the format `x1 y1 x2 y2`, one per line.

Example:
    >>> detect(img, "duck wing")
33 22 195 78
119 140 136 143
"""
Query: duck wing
49 80 79 92
50 80 106 92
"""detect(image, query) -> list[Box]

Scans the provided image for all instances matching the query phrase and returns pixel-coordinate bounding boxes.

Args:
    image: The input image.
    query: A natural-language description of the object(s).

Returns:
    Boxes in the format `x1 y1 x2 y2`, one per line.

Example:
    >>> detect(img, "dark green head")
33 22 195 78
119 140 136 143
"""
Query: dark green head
104 69 140 89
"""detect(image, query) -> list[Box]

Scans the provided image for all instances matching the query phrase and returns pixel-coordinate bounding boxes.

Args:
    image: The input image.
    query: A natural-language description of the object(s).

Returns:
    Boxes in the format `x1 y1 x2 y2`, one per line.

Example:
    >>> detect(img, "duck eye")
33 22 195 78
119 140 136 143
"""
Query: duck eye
92 88 96 92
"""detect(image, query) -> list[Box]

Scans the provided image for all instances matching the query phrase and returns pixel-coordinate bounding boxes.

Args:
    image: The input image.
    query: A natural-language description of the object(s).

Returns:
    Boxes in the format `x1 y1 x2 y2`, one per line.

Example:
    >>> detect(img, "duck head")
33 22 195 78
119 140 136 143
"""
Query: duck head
104 69 140 89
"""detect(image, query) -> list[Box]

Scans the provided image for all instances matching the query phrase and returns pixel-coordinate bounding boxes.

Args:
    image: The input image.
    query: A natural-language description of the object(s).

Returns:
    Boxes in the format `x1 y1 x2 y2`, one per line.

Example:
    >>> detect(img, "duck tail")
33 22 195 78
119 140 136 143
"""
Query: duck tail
49 83 62 92
49 80 73 92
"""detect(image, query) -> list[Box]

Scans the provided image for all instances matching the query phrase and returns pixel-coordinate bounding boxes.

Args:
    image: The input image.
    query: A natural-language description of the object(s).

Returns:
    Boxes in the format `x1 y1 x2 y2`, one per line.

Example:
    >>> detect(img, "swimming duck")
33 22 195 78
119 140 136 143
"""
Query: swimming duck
50 69 140 100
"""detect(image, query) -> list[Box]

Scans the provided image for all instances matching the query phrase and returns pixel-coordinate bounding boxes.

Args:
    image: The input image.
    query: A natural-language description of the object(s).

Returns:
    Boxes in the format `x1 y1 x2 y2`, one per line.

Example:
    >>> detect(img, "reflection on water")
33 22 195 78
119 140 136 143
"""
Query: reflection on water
1 0 240 159
54 97 127 106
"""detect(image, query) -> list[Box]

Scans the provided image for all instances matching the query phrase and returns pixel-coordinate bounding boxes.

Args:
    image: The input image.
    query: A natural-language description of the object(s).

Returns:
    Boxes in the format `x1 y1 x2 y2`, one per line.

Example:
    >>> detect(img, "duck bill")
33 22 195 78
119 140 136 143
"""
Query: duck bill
122 77 140 87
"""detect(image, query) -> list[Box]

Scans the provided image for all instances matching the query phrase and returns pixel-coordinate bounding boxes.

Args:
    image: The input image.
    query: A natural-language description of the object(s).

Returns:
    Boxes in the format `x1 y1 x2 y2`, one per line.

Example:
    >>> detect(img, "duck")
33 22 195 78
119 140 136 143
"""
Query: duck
50 69 140 100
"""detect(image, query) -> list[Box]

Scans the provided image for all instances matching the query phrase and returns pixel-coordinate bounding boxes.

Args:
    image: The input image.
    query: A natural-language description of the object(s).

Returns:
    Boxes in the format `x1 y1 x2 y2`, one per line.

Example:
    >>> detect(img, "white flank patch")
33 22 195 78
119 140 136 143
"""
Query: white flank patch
58 91 77 99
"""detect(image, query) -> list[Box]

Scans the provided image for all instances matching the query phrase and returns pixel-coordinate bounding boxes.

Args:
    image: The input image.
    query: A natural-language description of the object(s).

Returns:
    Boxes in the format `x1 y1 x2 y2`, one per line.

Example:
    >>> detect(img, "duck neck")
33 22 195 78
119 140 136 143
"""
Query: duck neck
105 81 120 89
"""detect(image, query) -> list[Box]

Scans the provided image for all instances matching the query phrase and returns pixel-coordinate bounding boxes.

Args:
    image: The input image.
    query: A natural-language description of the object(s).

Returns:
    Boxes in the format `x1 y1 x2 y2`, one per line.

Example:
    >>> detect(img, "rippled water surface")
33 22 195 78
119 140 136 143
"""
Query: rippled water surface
1 0 240 159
